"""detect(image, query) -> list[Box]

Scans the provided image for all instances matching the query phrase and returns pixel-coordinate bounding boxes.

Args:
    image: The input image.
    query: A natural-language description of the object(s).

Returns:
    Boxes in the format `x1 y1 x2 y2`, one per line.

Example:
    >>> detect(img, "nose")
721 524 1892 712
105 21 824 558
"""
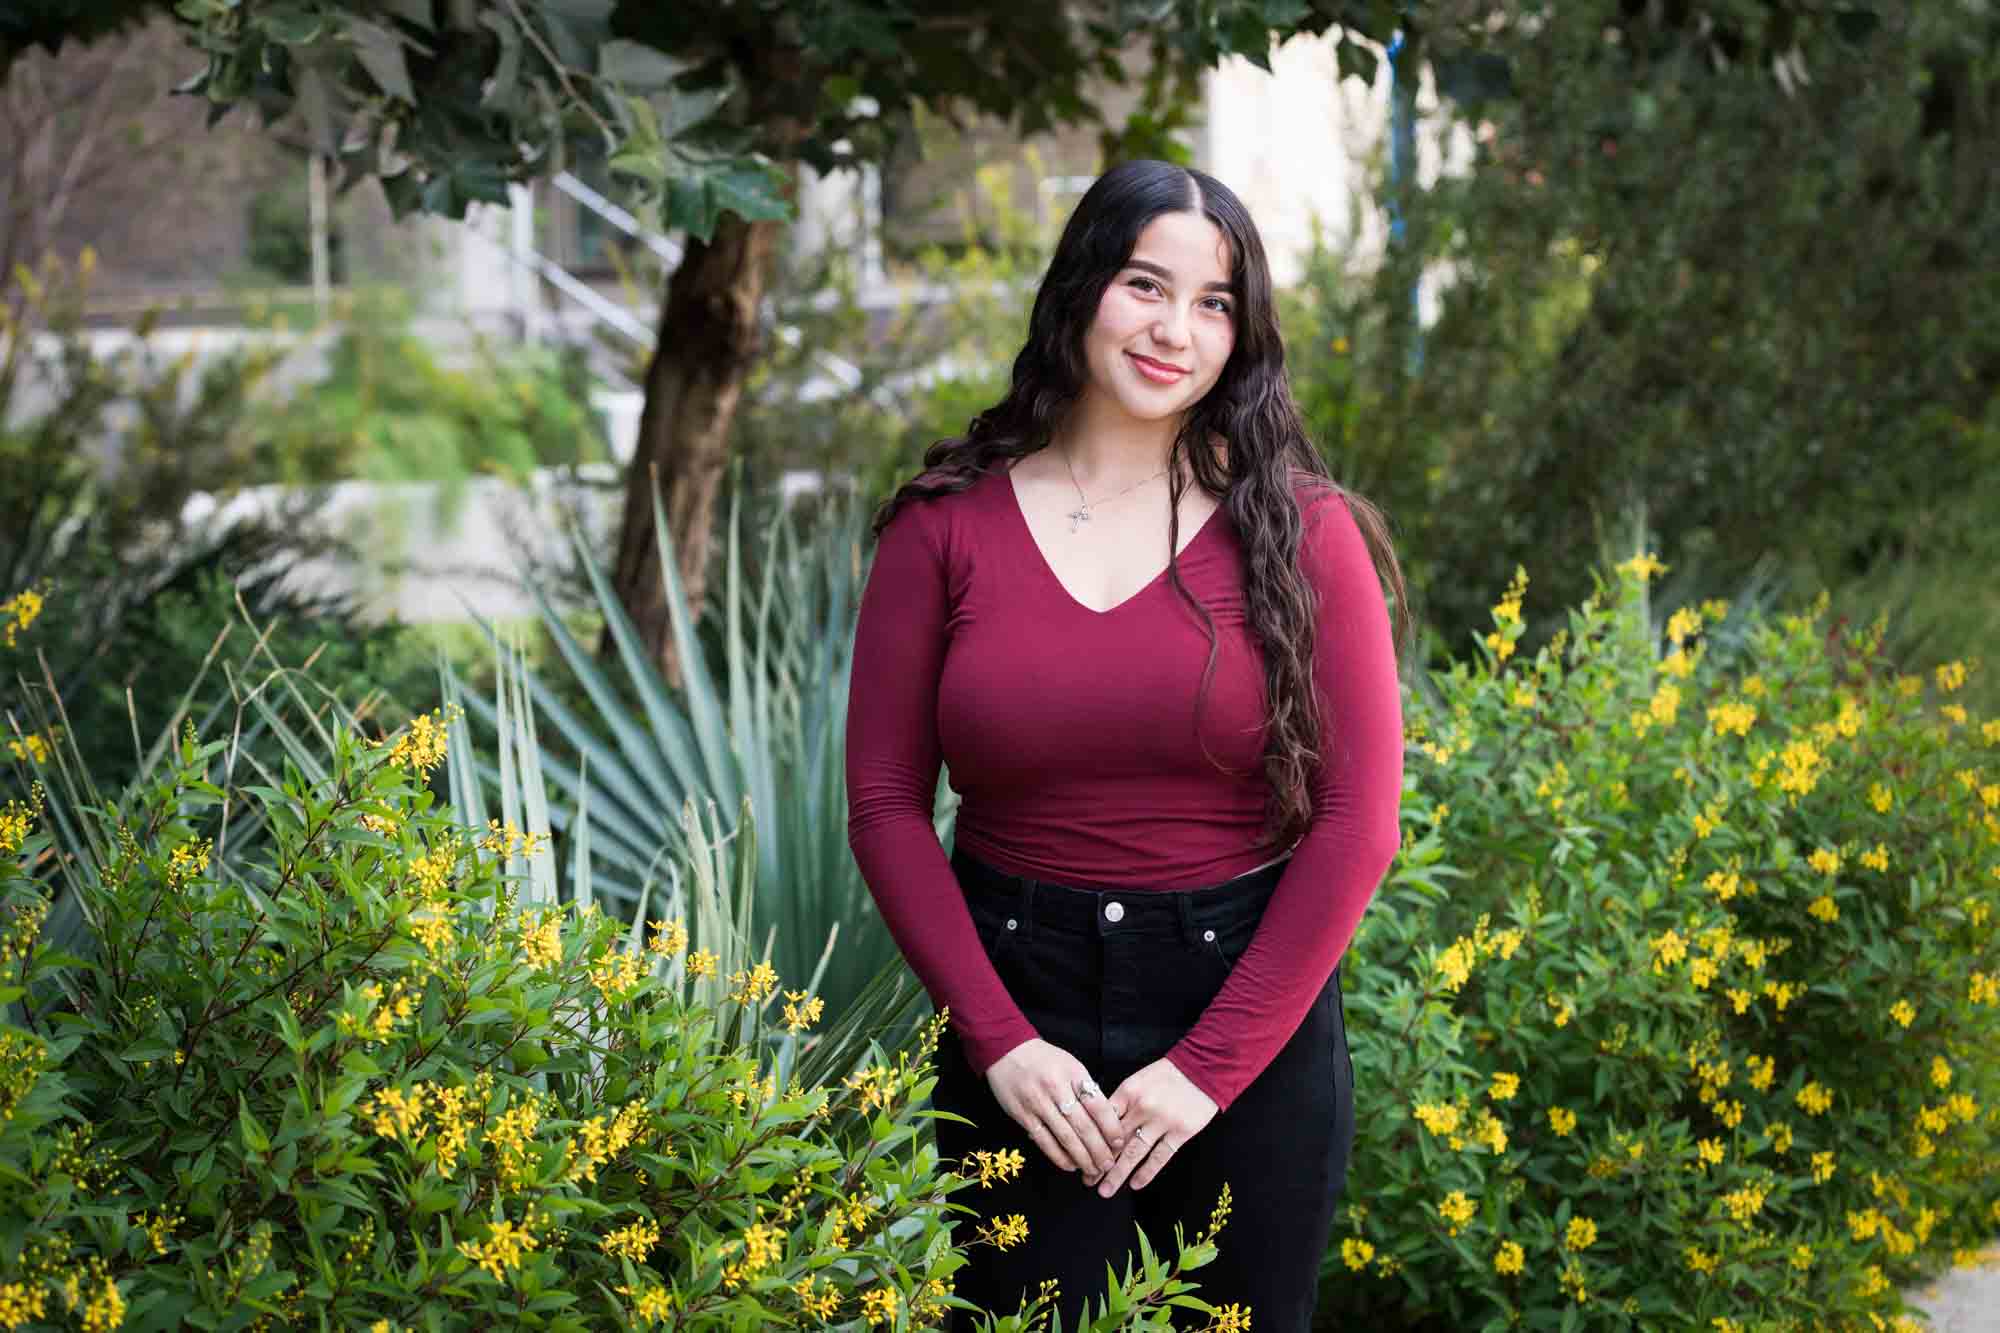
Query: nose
1151 302 1192 349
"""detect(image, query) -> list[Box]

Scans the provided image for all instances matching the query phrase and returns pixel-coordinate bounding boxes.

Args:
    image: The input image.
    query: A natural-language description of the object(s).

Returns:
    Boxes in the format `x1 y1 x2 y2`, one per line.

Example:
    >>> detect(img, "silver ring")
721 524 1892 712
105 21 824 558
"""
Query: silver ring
1132 1125 1151 1143
1056 1097 1080 1115
1077 1079 1104 1100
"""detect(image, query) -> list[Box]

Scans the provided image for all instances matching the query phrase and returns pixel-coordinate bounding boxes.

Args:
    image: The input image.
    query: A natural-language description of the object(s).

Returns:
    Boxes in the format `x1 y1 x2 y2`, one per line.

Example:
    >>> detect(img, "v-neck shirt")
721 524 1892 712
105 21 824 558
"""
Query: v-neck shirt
844 463 1405 1112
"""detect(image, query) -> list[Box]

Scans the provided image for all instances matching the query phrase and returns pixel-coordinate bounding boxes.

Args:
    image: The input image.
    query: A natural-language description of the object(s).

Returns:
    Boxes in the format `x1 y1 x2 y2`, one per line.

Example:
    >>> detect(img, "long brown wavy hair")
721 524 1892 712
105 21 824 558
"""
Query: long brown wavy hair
869 159 1410 851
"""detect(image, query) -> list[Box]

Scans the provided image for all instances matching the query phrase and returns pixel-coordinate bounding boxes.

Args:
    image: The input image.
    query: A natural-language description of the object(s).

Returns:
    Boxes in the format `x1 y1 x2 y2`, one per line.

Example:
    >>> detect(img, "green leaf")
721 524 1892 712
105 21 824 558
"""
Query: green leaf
238 1098 272 1154
348 20 417 103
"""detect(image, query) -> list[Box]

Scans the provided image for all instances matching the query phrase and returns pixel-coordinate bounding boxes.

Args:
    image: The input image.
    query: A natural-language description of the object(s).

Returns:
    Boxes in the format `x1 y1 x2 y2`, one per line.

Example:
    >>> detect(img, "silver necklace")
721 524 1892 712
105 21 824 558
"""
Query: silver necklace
1058 444 1170 533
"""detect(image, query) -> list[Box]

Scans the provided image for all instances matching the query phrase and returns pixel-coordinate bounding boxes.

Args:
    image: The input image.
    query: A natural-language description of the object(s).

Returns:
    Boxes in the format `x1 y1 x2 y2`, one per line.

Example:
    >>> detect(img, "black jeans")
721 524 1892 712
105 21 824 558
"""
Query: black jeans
933 846 1356 1332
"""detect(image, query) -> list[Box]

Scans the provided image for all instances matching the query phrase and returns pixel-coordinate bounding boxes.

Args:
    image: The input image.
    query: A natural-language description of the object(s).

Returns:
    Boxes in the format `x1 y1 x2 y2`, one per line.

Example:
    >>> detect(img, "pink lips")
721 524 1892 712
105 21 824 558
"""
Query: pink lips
1127 352 1188 384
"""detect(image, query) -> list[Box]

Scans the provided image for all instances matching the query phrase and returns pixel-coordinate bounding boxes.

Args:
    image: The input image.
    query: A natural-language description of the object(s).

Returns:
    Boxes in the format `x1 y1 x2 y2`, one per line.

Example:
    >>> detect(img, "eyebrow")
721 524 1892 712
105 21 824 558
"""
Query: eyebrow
1124 258 1233 294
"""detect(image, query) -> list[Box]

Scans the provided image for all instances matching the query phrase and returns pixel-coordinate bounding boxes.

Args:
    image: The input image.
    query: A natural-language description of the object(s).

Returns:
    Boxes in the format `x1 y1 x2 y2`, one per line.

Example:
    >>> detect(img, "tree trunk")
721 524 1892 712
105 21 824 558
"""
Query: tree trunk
603 208 782 688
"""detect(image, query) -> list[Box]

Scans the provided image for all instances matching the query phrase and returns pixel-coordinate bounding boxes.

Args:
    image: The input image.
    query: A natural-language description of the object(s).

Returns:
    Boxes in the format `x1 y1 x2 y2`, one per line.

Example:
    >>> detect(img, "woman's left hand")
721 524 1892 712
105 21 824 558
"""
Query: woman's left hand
1094 1057 1218 1196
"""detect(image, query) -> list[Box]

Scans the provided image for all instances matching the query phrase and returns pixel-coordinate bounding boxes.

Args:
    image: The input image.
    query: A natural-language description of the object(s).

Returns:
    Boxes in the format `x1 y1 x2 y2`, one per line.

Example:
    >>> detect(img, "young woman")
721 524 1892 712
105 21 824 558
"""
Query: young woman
844 158 1408 1331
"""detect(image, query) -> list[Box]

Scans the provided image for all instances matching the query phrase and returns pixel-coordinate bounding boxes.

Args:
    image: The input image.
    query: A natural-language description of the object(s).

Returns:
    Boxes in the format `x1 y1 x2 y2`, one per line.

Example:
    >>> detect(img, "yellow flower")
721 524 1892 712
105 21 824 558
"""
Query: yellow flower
1890 999 1916 1027
1931 1056 1952 1089
619 1282 673 1323
0 1281 48 1329
1770 1121 1794 1154
1649 929 1688 973
518 909 563 970
1489 1072 1520 1101
1565 1216 1598 1250
1618 551 1668 584
1208 1303 1253 1333
380 706 460 775
1696 1138 1725 1168
1797 1082 1833 1116
646 918 688 957
1494 1240 1525 1275
728 961 781 1006
1413 1102 1462 1136
589 948 647 1000
1685 1245 1718 1275
1745 1055 1776 1092
1808 847 1841 876
1438 1190 1476 1236
1861 843 1890 871
1667 607 1703 646
1936 661 1968 692
781 990 824 1032
1549 1107 1577 1137
1 588 46 647
1342 1237 1375 1270
968 1147 1026 1187
79 1277 124 1333
1791 1244 1814 1270
977 1214 1029 1251
1868 782 1894 813
1763 979 1801 1014
1720 1183 1768 1224
1435 937 1476 992
1708 699 1757 737
603 1218 661 1263
685 949 719 981
1776 738 1826 797
1811 1151 1837 1184
458 1218 539 1280
1807 894 1839 924
794 1276 842 1321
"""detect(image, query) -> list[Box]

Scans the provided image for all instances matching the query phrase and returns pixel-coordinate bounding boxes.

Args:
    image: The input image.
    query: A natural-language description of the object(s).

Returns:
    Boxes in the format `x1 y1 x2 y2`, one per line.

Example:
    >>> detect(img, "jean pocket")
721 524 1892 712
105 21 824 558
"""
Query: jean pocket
969 905 1022 969
1194 916 1258 977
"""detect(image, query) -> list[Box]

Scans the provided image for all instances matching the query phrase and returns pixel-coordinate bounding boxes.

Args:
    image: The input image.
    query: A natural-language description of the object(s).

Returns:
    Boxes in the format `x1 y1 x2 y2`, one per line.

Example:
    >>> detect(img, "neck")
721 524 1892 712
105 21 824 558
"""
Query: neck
1053 389 1182 485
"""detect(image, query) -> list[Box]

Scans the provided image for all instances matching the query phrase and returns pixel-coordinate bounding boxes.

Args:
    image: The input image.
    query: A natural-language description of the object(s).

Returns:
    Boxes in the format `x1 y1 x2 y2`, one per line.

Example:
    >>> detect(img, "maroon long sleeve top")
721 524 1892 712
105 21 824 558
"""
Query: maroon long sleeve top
844 462 1404 1112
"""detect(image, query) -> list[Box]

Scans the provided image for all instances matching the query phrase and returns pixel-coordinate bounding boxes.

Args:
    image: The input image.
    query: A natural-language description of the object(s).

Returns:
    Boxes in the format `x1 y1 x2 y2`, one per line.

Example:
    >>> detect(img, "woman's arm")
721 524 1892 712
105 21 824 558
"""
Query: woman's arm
1161 489 1406 1113
844 498 1041 1074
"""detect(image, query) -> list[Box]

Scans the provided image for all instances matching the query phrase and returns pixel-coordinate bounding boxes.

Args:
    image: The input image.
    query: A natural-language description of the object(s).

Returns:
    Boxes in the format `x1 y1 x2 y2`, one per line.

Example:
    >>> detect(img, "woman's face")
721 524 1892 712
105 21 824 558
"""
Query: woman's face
1078 209 1237 429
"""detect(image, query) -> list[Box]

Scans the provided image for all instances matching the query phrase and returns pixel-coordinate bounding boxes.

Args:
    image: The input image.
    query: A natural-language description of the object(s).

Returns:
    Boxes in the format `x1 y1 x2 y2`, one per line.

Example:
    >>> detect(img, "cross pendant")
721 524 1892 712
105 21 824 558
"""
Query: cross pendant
1066 507 1091 532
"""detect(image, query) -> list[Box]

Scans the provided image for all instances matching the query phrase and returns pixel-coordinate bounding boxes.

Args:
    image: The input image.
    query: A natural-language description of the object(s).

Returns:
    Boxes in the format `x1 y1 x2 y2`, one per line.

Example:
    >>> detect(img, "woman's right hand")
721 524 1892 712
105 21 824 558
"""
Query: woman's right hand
983 1038 1126 1182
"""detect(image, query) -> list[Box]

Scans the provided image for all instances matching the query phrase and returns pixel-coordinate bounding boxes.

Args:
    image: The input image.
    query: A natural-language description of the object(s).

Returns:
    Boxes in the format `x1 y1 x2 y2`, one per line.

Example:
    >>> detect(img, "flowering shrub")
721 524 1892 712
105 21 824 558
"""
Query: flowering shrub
0 696 1258 1329
1323 557 1999 1328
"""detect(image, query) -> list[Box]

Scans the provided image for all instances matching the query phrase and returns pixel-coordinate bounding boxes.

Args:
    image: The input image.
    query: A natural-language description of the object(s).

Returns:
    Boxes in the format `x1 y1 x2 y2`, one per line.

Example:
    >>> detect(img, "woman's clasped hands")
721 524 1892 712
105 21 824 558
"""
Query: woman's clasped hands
983 1040 1219 1195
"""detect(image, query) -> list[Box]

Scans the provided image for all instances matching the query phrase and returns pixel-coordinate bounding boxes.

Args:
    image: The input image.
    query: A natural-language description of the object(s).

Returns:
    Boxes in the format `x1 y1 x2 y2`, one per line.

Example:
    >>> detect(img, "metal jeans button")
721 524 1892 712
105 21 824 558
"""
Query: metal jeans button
1104 900 1125 923
1203 928 1216 942
1005 918 1018 931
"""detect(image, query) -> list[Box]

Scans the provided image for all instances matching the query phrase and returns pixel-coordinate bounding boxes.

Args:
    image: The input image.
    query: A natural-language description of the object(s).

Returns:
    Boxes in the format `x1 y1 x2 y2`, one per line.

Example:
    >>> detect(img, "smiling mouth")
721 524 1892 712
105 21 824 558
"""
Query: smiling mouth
1127 353 1188 382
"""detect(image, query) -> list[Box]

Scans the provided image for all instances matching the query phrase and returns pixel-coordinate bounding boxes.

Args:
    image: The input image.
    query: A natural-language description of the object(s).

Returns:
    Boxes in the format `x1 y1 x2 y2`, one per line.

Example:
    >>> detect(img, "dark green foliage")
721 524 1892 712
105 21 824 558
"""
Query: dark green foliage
1296 0 2000 706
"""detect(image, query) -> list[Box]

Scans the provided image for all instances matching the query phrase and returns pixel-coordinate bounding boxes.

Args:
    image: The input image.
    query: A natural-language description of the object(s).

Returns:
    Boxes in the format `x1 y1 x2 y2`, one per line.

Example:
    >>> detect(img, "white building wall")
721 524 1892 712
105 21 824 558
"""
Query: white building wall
1202 30 1476 314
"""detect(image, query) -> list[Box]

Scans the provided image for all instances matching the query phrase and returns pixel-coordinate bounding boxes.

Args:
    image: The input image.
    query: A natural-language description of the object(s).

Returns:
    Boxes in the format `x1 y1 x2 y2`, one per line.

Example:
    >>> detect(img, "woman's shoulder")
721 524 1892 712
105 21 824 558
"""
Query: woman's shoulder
874 465 1007 552
1283 466 1355 528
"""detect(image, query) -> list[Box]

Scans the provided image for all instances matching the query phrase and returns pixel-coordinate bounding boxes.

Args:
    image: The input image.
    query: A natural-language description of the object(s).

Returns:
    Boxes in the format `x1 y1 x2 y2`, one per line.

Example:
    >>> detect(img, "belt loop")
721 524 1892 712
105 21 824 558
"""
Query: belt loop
1175 892 1202 949
1018 877 1039 940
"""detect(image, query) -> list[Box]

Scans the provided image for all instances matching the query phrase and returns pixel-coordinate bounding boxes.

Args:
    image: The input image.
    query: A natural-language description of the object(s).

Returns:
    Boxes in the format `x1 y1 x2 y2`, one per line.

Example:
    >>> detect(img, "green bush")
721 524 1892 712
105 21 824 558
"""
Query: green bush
0 252 432 799
0 660 1260 1331
1295 0 2000 709
1322 556 1998 1330
243 292 609 496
